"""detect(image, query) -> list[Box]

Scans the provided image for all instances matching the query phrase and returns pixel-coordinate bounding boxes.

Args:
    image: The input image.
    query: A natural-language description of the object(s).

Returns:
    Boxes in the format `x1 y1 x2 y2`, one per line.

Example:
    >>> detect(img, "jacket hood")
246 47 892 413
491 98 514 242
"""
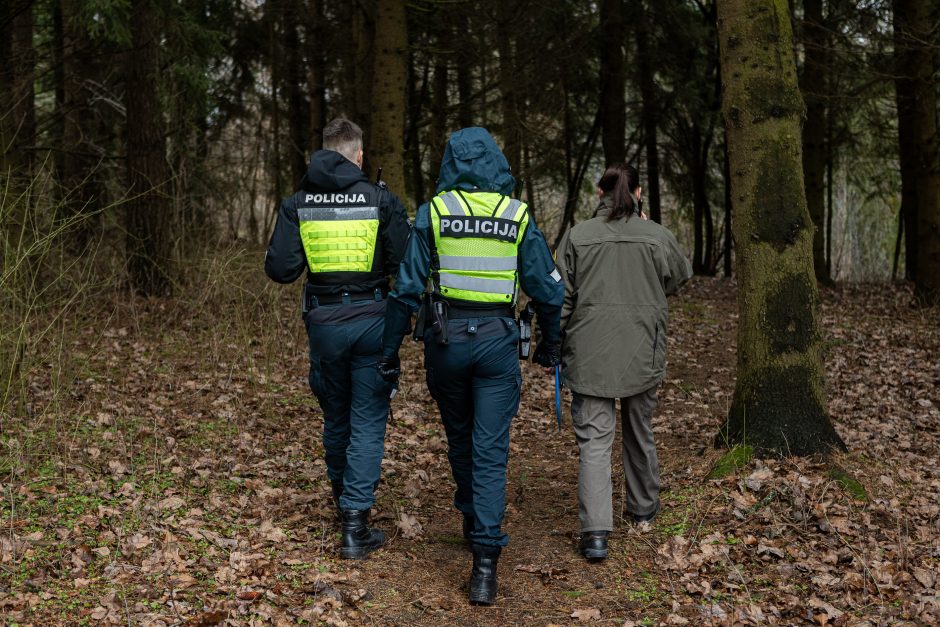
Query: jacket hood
435 127 516 196
302 150 368 192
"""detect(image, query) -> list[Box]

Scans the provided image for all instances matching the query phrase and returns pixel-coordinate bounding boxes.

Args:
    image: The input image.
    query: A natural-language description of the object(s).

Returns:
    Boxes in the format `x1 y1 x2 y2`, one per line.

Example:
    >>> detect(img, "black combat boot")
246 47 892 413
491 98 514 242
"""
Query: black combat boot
579 531 609 562
330 480 343 516
468 545 501 605
340 509 385 559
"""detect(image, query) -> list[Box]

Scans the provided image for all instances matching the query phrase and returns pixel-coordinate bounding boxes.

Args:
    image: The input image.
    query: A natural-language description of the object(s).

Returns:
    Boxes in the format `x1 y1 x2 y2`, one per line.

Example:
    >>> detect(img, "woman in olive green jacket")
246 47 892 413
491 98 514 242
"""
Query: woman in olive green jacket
556 163 692 561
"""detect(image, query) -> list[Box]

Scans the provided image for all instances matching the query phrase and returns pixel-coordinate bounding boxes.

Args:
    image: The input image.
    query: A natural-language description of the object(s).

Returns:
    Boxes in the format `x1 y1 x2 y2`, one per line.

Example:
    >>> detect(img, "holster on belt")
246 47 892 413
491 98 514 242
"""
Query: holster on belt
301 283 314 319
430 299 449 345
518 303 534 360
413 291 431 341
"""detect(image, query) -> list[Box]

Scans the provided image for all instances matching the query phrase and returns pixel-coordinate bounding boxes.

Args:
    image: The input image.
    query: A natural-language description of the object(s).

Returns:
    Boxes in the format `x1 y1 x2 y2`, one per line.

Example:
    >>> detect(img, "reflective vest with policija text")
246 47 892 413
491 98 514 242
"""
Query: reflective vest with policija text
430 190 529 304
298 180 381 274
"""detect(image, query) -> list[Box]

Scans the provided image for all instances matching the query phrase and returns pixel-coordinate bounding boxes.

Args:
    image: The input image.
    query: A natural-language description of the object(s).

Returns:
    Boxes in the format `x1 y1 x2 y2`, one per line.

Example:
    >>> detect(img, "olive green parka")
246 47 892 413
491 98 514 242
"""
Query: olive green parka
556 197 692 398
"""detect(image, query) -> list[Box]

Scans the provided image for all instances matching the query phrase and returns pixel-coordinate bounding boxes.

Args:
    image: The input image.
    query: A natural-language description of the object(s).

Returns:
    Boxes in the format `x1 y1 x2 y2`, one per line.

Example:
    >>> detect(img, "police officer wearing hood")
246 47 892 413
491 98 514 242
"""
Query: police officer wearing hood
379 127 563 605
265 118 410 559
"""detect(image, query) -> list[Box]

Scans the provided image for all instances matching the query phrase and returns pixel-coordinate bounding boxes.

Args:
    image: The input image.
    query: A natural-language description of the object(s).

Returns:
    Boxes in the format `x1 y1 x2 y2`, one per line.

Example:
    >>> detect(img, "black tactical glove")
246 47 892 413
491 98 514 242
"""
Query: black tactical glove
532 341 561 368
377 354 401 383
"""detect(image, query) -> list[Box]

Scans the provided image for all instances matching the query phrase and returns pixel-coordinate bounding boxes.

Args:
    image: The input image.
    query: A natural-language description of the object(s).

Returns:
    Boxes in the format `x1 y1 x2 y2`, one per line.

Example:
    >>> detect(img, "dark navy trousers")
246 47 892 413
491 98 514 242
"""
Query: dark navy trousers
307 308 390 511
424 316 521 547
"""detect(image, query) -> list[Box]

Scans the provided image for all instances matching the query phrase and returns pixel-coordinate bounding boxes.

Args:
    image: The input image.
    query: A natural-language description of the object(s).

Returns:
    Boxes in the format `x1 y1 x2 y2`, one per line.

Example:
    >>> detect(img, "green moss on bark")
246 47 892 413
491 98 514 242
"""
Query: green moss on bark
765 274 819 354
746 76 803 121
718 363 846 456
754 140 806 248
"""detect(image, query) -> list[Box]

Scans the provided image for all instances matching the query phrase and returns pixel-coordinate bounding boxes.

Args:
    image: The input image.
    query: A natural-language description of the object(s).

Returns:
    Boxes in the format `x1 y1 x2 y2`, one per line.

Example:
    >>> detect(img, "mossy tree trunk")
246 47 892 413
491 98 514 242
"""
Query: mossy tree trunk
894 0 940 305
715 0 845 456
369 0 407 198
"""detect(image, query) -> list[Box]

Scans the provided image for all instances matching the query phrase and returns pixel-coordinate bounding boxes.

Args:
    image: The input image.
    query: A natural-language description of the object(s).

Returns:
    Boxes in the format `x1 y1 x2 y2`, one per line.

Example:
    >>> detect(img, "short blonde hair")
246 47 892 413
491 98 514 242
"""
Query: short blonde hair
323 118 363 162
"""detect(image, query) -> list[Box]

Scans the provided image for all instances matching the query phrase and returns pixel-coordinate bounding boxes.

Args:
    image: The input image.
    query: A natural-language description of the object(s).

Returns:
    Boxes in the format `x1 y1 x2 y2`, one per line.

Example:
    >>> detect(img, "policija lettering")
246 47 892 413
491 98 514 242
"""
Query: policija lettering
439 216 518 242
304 192 367 204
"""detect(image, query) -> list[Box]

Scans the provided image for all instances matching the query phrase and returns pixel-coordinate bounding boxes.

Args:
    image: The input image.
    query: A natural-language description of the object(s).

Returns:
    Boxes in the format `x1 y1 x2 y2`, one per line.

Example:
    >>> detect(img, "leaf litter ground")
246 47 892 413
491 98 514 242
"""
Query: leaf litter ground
1 275 938 625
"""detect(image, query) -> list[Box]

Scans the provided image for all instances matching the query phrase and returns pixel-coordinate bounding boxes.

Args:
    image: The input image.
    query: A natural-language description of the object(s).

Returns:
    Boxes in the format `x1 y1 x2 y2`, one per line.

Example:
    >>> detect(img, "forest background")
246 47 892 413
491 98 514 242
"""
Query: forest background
1 0 939 624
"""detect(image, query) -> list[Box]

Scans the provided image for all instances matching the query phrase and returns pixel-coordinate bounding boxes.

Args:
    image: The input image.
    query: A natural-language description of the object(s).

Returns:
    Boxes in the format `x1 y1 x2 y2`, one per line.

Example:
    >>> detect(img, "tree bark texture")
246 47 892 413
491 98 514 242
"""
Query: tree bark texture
800 0 830 284
58 0 105 251
635 0 662 223
283 0 308 186
497 0 521 192
1 1 36 175
894 0 940 304
353 1 375 157
716 0 845 456
125 0 173 296
429 23 449 194
369 0 408 198
305 0 326 153
599 0 626 165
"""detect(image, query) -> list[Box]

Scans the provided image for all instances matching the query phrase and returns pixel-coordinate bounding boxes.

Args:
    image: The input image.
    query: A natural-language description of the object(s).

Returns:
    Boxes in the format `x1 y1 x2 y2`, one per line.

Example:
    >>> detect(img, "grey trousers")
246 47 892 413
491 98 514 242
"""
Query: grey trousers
571 387 660 532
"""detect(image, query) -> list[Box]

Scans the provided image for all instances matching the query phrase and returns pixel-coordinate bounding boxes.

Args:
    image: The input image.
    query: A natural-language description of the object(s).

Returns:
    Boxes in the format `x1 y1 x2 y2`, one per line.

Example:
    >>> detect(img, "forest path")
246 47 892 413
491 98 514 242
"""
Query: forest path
2 277 938 625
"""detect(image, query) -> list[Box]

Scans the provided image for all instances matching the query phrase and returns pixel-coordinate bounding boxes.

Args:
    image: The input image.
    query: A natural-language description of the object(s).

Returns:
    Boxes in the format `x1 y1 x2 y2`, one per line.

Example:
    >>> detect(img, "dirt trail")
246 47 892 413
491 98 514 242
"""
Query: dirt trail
2 277 938 625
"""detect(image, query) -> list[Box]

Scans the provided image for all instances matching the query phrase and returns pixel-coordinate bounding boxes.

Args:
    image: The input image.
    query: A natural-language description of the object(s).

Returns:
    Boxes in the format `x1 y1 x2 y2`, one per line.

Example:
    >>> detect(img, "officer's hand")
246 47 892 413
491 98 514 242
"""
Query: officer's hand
532 341 561 368
377 354 401 383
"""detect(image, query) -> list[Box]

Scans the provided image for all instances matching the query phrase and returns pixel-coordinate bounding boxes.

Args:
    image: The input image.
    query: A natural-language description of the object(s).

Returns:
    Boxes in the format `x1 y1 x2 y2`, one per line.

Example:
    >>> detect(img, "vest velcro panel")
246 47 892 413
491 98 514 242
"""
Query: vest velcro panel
299 205 379 273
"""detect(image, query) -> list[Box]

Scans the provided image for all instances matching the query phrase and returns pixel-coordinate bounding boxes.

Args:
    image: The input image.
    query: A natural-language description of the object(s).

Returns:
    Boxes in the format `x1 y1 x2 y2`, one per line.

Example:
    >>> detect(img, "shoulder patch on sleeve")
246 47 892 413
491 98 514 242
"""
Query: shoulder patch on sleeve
551 268 561 282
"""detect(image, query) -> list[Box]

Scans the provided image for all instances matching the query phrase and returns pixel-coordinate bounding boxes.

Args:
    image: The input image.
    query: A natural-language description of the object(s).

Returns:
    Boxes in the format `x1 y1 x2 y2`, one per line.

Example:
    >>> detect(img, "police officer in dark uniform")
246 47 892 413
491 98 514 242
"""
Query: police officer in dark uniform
265 118 410 559
378 127 563 604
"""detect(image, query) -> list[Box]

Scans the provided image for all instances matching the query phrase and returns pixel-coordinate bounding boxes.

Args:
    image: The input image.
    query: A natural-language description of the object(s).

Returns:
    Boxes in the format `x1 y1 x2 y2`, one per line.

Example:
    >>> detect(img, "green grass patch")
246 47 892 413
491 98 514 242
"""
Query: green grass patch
707 445 753 479
828 465 868 501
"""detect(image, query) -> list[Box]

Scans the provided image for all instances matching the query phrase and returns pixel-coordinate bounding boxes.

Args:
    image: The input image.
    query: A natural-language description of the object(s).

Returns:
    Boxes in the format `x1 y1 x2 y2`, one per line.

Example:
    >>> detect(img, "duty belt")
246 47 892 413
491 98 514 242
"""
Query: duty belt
447 304 515 320
306 287 385 308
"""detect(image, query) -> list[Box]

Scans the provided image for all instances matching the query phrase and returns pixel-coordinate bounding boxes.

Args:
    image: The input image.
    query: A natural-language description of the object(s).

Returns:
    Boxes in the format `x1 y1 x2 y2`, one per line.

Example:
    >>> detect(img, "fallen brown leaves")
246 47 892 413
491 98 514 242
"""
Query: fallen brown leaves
1 276 937 625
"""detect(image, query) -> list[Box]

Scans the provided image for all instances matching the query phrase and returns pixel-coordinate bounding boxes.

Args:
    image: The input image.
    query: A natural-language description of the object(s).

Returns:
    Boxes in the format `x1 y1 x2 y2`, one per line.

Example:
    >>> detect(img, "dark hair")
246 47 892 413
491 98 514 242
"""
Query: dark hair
597 163 639 221
322 118 363 161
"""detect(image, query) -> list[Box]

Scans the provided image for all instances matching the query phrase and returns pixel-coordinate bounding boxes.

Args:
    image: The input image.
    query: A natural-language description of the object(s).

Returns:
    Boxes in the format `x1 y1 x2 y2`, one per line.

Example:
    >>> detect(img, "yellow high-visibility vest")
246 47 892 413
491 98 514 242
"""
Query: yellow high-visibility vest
430 190 528 303
298 191 380 273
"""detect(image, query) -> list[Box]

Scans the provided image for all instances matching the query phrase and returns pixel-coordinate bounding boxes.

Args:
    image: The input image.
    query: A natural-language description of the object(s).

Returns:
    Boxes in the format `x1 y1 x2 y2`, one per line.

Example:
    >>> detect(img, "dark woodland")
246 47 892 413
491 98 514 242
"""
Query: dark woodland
1 0 938 623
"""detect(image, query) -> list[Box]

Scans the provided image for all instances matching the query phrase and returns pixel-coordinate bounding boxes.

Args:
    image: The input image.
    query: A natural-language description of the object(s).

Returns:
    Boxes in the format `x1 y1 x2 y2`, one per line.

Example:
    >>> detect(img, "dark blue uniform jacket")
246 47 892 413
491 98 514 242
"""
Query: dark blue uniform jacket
382 127 563 358
264 150 410 298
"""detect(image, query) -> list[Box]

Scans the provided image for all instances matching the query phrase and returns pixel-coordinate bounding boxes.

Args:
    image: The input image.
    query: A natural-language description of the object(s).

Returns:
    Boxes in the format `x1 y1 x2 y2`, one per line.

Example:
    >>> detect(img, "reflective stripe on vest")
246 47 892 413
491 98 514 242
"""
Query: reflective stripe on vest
430 190 528 303
299 205 379 273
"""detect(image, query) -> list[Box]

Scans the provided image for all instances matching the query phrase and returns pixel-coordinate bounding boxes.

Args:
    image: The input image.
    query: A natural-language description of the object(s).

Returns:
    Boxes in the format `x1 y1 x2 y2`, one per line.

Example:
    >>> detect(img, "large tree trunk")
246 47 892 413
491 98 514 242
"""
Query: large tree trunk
893 0 918 281
715 0 845 456
428 22 449 194
723 133 733 277
800 0 831 284
407 52 429 208
497 0 521 192
0 1 35 176
635 0 662 223
353 1 375 165
125 0 173 296
691 122 716 274
599 0 626 165
894 0 940 304
369 0 407 196
305 0 326 153
283 0 308 186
